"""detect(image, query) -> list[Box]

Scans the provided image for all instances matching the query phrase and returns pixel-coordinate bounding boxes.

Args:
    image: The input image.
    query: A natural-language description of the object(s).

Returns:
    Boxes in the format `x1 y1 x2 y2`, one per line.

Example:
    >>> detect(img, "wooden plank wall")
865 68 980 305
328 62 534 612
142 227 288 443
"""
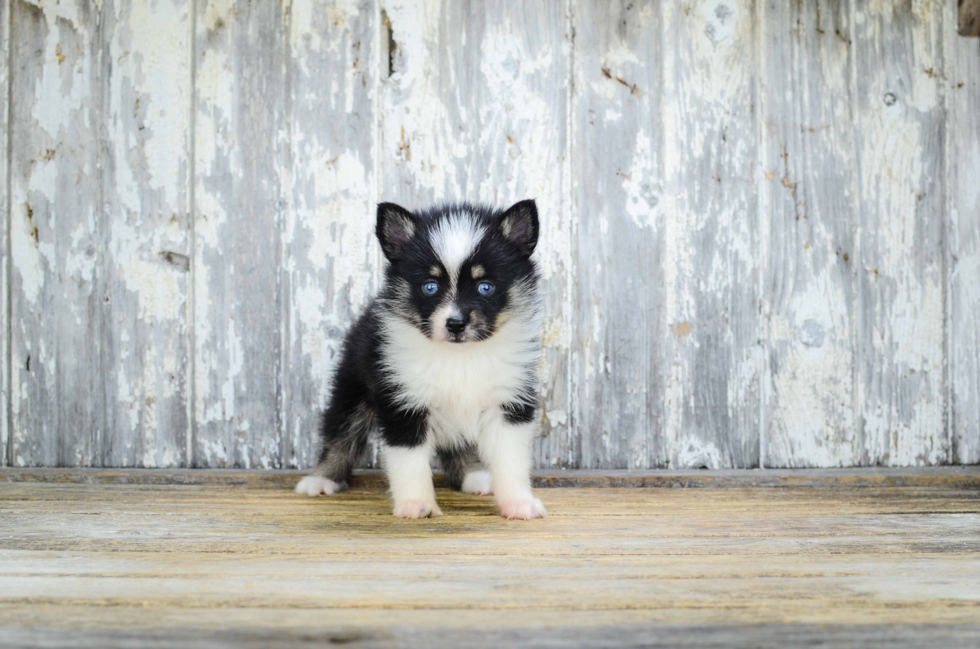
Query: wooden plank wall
761 0 859 467
1 0 8 467
571 0 663 469
9 0 106 466
948 1 980 464
1 0 978 469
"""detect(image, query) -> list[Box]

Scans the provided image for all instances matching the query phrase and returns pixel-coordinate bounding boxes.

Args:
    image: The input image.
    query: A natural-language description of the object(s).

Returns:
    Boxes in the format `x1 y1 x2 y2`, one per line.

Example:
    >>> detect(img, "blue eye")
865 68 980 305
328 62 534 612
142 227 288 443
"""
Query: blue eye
477 281 494 296
422 281 439 295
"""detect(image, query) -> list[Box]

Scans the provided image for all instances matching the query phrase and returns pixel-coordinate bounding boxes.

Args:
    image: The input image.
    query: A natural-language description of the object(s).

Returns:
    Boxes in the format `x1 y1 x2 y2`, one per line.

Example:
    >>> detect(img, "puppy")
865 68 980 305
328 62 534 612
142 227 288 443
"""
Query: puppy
296 200 546 520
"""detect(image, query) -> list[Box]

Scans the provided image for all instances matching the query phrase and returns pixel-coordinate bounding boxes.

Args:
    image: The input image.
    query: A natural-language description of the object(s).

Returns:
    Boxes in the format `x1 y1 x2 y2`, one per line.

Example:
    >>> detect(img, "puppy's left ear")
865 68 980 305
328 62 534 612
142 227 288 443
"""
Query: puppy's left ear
498 199 539 258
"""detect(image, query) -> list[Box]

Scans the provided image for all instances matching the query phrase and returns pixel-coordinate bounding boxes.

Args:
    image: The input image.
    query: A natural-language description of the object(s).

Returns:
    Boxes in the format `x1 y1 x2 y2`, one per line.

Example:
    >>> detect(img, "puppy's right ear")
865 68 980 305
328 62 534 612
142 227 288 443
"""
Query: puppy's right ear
376 203 417 261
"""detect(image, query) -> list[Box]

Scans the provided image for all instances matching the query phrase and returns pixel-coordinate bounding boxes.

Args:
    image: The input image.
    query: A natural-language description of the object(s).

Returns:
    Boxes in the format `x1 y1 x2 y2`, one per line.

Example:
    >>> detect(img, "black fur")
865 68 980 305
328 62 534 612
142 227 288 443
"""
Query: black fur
502 400 536 425
377 201 538 341
436 443 482 491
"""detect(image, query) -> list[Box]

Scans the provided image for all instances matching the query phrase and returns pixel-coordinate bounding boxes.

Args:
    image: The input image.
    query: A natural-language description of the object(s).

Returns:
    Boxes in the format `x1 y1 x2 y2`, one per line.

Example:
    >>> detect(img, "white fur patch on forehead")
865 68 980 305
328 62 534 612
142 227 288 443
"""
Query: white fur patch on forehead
430 213 486 280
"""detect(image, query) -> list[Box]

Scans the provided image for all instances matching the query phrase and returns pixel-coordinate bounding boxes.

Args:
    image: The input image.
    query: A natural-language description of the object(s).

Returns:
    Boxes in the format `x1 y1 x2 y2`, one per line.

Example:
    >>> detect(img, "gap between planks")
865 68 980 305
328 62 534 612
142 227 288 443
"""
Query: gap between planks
2 467 979 489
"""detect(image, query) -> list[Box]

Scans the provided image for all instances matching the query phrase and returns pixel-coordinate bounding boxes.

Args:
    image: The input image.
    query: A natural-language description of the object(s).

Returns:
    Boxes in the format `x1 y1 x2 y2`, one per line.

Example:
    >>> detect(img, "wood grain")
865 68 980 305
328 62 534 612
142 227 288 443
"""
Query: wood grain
4 624 980 649
961 0 980 37
1 0 8 468
193 0 286 468
282 0 380 470
8 0 106 467
947 10 980 464
570 0 665 469
661 0 761 469
1 476 979 647
380 0 572 469
101 0 191 467
761 0 859 467
853 0 946 466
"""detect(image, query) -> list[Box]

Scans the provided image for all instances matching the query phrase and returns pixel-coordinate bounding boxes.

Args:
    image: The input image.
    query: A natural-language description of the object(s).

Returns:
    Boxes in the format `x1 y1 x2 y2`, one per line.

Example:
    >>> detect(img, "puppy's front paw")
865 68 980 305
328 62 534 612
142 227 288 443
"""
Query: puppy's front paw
392 500 443 519
497 496 547 520
295 476 340 497
460 470 493 496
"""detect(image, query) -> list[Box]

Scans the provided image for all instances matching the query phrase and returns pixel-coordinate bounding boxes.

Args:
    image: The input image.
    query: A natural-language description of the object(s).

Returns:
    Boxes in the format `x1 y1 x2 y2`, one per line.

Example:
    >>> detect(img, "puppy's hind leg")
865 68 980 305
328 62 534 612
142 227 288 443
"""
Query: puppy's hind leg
296 398 374 497
438 443 492 496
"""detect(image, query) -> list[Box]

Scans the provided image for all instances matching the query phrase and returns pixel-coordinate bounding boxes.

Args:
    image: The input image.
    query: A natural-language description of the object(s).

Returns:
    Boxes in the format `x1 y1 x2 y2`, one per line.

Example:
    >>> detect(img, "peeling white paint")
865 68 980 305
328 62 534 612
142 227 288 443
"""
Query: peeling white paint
947 0 980 464
623 129 660 231
852 0 947 467
5 0 972 470
662 0 760 468
11 214 46 306
675 438 725 469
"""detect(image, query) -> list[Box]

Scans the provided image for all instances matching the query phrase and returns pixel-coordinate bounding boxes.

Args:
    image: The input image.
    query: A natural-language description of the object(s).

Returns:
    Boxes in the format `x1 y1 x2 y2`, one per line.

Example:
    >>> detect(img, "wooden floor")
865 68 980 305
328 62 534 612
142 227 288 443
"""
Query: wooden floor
2 469 980 648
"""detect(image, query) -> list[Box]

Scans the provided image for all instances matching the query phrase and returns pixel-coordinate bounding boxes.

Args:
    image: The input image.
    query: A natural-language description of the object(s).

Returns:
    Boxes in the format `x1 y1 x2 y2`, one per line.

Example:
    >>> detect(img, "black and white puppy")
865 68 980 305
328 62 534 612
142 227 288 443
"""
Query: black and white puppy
296 200 546 520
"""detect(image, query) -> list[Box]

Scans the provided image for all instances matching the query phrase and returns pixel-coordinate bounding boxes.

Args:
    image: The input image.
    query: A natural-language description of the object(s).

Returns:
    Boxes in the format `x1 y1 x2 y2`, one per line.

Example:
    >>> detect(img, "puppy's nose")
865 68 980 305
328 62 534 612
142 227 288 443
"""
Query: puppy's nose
445 315 466 335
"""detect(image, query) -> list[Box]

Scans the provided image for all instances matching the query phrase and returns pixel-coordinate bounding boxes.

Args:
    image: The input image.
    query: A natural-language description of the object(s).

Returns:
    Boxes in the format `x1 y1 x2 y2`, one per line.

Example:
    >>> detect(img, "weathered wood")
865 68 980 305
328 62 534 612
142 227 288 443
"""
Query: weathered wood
2 0 979 472
282 0 380 470
5 624 980 649
193 0 286 468
853 0 946 465
380 0 572 469
570 0 665 469
8 0 106 466
947 9 980 464
101 0 191 467
661 0 761 468
4 466 980 489
1 479 980 647
961 0 980 37
1 0 9 467
761 1 859 467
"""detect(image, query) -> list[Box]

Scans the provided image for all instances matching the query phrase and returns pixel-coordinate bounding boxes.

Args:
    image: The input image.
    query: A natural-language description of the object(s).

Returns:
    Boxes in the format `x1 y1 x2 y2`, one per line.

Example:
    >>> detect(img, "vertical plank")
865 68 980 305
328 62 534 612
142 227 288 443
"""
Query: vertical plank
194 0 285 467
9 0 105 466
947 19 980 464
1 0 9 466
760 0 859 467
570 0 665 468
852 0 946 466
661 0 761 468
381 0 571 469
101 0 190 467
283 0 379 469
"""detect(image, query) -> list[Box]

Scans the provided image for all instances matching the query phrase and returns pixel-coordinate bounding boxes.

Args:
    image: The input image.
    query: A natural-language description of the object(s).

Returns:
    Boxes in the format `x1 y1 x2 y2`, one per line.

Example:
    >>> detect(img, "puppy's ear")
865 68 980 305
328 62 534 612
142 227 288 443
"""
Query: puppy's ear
498 199 539 258
376 203 417 261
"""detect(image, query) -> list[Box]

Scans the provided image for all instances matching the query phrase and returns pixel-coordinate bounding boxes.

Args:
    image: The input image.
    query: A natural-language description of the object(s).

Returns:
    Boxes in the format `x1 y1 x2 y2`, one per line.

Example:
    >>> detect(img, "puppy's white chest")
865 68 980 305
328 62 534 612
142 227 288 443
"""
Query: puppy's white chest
381 314 538 445
395 344 522 445
394 343 523 409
